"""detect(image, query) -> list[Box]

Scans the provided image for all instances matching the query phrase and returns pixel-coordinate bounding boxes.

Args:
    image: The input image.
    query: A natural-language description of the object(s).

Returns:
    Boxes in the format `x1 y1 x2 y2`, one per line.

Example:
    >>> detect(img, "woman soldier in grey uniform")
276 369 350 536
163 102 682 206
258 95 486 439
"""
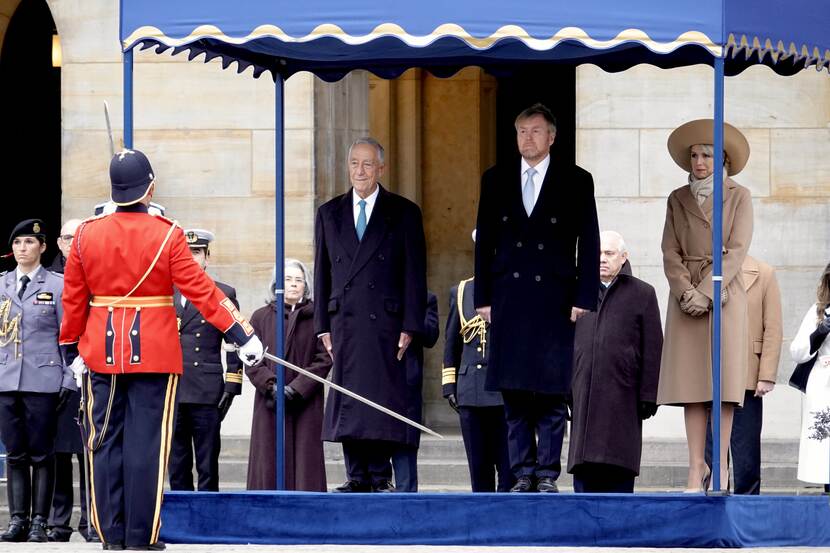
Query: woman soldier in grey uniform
0 219 75 542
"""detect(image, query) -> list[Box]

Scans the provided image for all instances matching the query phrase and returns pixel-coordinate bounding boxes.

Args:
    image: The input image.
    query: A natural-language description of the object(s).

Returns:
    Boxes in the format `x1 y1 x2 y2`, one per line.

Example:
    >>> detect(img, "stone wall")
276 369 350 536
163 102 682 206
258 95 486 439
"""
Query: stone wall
576 64 830 438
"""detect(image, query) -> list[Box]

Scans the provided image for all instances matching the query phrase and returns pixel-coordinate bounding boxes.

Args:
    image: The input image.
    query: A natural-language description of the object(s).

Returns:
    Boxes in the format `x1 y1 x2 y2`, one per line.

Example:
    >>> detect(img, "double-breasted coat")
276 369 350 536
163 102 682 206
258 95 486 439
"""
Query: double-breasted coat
658 178 753 405
246 300 332 491
567 262 663 475
474 158 600 394
314 185 427 445
742 256 782 389
174 281 243 405
402 291 439 447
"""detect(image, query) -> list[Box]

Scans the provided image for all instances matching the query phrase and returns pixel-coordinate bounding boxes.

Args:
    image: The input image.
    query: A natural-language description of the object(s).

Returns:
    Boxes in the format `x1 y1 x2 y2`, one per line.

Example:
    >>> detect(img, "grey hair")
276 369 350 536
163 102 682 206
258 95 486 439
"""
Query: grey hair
267 258 313 304
601 230 628 255
348 137 385 165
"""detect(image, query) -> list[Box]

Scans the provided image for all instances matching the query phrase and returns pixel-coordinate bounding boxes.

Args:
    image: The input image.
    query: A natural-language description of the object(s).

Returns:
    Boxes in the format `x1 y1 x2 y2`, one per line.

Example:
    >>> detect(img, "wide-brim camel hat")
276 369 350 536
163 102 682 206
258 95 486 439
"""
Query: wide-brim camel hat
667 119 750 176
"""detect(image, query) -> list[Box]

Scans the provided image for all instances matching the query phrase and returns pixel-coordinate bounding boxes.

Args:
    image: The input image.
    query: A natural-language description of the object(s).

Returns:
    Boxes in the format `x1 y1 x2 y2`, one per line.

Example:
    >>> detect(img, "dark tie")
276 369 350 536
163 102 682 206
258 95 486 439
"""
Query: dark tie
18 275 30 300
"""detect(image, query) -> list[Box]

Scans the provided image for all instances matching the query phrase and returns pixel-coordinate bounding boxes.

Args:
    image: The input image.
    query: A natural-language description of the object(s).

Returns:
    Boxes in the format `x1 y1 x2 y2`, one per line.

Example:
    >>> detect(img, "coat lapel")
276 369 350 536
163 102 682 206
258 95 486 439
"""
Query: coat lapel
347 185 392 281
333 191 358 260
676 185 711 224
529 159 558 222
742 256 760 292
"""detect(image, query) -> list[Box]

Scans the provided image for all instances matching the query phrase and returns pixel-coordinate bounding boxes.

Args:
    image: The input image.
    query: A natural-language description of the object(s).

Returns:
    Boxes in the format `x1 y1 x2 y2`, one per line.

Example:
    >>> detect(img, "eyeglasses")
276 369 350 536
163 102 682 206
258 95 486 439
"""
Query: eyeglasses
59 234 74 241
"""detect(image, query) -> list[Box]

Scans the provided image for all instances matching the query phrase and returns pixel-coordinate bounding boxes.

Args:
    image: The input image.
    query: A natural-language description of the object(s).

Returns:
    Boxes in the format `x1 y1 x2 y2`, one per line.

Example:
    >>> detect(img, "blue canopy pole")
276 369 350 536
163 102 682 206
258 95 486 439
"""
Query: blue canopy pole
711 55 725 494
123 50 133 149
274 73 286 490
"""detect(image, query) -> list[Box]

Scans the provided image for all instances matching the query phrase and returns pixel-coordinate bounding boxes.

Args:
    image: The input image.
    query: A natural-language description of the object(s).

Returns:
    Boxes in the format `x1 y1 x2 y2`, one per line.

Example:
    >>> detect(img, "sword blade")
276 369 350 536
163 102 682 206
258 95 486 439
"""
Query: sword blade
104 101 115 157
260 350 443 439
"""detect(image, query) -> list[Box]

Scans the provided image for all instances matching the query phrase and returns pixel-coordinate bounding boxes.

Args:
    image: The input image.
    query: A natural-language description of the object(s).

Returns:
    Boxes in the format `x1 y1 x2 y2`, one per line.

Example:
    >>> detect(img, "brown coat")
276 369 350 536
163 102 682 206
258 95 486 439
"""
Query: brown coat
742 256 783 389
657 178 753 405
245 300 332 491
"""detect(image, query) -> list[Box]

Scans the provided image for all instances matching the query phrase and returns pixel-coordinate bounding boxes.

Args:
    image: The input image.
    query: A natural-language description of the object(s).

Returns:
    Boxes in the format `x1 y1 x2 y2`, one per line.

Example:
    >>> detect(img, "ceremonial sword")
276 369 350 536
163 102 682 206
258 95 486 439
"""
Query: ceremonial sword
256 349 444 439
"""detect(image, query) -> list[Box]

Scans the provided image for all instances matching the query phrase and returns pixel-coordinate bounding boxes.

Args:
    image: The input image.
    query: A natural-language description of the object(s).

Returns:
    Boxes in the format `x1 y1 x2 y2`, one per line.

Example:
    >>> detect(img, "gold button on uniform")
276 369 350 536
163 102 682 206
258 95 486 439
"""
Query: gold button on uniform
476 364 482 369
200 319 205 324
196 333 201 338
195 347 200 352
106 356 112 363
194 362 199 367
132 330 138 336
476 347 482 352
107 331 113 336
133 356 139 362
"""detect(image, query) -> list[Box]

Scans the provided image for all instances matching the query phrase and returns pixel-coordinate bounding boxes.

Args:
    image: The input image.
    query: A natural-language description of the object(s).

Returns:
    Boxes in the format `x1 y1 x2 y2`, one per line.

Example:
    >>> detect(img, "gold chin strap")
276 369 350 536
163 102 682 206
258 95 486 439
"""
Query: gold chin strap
460 314 488 358
0 297 21 357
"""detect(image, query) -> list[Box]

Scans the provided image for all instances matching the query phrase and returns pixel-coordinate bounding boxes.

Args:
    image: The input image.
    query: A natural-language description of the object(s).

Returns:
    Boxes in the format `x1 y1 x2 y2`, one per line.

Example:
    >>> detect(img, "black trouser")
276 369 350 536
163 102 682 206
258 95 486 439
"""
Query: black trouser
342 440 396 487
501 390 568 480
86 372 178 547
168 403 221 491
458 406 514 492
0 392 59 519
390 445 418 492
572 462 636 493
705 389 763 494
49 452 89 537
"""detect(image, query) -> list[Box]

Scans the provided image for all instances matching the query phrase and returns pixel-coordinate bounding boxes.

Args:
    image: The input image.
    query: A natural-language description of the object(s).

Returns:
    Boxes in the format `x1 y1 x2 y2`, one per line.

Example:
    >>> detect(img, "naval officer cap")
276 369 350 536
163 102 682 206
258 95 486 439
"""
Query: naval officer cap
109 149 155 206
185 229 215 249
9 219 46 247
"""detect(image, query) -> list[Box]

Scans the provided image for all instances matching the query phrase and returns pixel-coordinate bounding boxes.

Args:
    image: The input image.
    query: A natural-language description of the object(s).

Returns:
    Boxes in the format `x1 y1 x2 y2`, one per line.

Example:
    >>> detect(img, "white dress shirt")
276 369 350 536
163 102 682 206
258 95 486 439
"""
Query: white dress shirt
352 185 380 228
520 154 551 210
15 265 41 294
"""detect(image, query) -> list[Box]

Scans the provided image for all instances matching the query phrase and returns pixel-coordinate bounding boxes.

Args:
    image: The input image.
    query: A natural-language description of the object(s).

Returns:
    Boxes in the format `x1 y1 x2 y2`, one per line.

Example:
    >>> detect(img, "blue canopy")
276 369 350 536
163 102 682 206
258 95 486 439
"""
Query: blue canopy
121 0 830 80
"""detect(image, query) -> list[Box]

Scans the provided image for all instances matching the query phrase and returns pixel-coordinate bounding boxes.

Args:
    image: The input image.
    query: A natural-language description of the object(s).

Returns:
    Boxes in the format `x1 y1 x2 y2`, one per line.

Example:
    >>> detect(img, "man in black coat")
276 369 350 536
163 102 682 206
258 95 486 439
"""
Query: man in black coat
443 270 513 492
391 291 439 492
168 229 243 491
315 137 427 493
567 231 663 493
46 218 96 542
474 103 600 493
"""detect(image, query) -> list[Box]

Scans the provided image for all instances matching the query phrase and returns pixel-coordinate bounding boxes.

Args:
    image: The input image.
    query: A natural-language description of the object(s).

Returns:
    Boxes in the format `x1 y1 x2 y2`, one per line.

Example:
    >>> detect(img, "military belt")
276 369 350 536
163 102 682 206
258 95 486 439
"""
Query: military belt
90 295 174 308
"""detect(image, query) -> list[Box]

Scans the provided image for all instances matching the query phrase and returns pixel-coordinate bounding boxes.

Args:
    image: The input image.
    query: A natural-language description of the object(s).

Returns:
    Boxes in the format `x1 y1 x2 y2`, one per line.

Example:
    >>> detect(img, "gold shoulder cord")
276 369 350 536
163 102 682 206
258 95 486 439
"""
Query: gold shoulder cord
457 279 488 357
0 298 21 357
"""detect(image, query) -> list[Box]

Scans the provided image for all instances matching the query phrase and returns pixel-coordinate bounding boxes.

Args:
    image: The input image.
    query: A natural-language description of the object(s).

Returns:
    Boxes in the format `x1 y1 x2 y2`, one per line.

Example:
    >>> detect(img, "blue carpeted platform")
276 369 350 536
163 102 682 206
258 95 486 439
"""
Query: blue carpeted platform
159 491 830 548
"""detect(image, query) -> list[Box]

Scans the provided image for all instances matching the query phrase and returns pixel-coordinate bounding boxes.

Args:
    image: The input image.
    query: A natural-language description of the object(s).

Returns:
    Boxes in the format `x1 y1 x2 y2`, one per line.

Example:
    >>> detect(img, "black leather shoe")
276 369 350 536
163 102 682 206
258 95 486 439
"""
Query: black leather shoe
333 480 371 493
372 480 395 493
103 543 126 551
86 531 102 542
27 515 49 542
47 527 72 542
126 541 166 550
536 476 559 493
1 516 30 542
510 475 535 492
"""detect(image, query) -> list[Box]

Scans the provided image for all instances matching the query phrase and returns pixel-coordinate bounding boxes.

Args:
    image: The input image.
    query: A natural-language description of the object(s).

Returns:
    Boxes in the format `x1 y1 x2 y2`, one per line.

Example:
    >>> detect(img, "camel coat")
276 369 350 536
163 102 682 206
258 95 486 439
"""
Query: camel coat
742 256 783 389
657 178 753 405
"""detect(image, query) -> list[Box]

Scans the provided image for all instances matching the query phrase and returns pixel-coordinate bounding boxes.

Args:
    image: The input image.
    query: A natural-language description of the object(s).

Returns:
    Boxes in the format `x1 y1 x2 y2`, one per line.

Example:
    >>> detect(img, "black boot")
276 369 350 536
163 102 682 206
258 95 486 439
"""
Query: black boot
28 461 55 542
1 464 31 542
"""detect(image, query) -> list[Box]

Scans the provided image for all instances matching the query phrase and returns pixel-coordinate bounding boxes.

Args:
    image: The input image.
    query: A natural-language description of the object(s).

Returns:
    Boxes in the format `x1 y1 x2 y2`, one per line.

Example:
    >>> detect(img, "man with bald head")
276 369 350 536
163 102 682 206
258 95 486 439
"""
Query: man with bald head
567 231 663 493
48 219 82 274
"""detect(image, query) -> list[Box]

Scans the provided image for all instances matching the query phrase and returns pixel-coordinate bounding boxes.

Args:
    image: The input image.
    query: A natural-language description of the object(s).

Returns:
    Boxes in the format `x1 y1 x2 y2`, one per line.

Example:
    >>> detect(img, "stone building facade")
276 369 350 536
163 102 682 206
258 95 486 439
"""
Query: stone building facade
5 0 828 439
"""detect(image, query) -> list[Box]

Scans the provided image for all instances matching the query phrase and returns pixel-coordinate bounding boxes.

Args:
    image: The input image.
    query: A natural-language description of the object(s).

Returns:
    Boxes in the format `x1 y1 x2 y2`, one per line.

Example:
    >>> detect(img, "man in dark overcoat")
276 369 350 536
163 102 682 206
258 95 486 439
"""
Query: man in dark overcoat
315 137 427 493
474 103 600 493
567 231 663 493
168 229 243 492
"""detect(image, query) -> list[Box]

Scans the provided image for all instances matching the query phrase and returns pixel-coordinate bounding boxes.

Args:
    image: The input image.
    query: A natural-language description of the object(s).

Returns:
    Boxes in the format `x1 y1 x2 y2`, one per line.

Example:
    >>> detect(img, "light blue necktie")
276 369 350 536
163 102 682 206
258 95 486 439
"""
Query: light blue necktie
356 199 367 241
523 167 537 216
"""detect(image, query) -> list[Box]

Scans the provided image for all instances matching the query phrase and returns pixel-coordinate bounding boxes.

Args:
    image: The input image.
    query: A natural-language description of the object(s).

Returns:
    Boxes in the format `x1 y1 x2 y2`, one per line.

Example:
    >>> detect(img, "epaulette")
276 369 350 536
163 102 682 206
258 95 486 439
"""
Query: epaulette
48 271 65 279
154 214 180 228
81 212 111 225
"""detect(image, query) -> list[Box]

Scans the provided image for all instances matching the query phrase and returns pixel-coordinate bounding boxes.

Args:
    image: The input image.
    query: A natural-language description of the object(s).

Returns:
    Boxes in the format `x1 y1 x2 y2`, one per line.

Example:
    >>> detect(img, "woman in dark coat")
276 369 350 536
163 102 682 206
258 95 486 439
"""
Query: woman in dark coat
246 259 332 491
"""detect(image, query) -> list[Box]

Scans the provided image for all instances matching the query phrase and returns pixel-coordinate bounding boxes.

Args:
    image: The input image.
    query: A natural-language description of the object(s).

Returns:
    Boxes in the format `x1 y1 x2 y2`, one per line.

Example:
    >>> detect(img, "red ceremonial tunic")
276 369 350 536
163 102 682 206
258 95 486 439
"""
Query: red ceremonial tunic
59 210 253 374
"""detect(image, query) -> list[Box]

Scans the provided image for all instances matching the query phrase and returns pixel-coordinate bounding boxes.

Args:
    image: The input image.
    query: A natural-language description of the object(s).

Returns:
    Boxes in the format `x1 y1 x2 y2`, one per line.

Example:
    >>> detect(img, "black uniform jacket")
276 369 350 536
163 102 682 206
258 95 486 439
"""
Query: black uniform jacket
442 278 503 407
314 184 427 445
174 280 243 405
474 157 600 394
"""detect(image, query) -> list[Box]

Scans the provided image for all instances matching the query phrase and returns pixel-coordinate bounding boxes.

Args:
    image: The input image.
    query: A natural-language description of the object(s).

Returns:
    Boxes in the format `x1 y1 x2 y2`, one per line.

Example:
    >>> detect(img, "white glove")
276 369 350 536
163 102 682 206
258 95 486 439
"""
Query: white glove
70 356 88 388
238 335 264 367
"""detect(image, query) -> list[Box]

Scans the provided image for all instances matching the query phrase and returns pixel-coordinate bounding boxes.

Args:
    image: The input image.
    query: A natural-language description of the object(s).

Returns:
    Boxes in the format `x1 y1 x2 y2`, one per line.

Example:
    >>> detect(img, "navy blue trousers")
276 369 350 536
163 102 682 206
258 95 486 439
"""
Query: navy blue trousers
391 445 418 492
458 406 514 492
501 391 567 480
0 392 59 468
168 403 221 491
86 372 178 548
705 390 763 495
49 452 89 536
342 440 395 487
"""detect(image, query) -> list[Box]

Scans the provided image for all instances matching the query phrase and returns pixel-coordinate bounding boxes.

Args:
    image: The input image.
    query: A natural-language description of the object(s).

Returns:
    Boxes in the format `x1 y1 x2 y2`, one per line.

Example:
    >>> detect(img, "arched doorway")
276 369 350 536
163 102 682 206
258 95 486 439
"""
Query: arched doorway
0 0 60 272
